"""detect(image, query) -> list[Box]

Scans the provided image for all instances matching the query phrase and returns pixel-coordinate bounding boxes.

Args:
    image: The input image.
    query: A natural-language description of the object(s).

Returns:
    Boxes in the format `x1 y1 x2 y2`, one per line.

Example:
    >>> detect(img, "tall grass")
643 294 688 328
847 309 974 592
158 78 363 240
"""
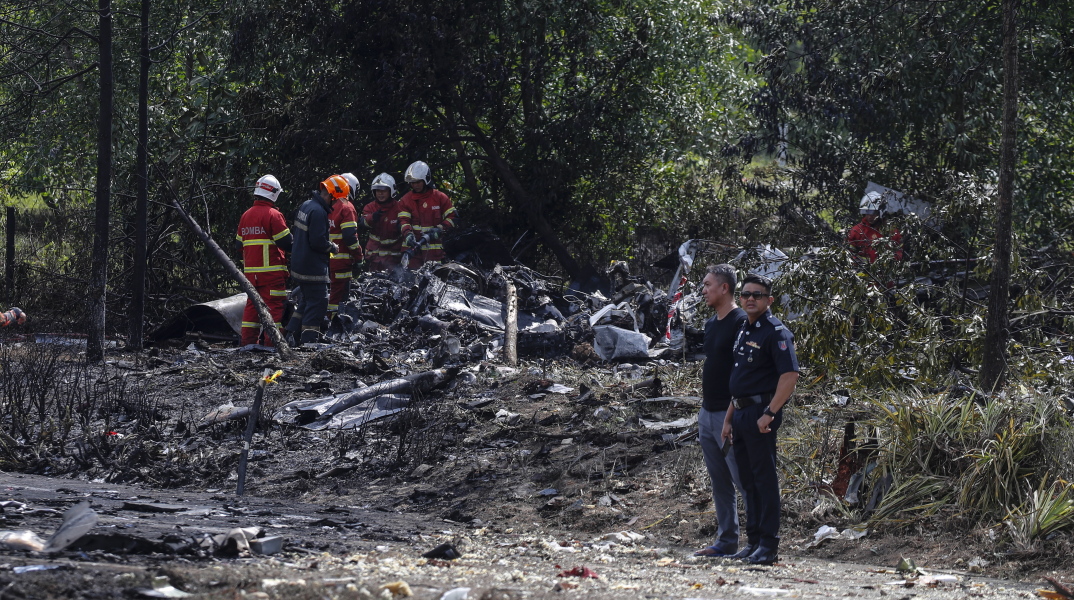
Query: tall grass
781 387 1074 547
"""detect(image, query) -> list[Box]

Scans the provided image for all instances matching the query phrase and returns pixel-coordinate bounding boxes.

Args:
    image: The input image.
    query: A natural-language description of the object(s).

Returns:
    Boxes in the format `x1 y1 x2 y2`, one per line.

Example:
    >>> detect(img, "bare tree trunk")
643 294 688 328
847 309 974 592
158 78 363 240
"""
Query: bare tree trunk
168 197 294 360
505 281 518 366
128 0 150 350
87 0 113 362
447 90 585 280
980 0 1019 391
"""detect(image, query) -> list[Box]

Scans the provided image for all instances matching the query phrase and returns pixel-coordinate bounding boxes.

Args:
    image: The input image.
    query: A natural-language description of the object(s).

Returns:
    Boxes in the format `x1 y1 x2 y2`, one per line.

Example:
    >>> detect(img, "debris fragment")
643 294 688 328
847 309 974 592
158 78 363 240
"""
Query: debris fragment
738 587 792 596
805 525 868 547
44 501 98 553
199 402 251 426
211 527 280 556
895 557 920 575
592 326 651 361
0 530 46 552
137 576 194 598
439 587 471 600
275 368 455 430
380 580 413 597
1042 577 1074 599
887 574 958 587
12 564 66 574
422 542 462 560
556 566 598 579
639 416 697 430
249 536 284 555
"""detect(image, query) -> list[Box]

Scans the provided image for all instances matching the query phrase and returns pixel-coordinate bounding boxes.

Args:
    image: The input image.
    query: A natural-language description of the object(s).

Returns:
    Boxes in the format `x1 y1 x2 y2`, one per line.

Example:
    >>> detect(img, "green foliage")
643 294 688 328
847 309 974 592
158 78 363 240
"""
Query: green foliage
1004 481 1074 550
720 0 1074 250
780 387 1074 543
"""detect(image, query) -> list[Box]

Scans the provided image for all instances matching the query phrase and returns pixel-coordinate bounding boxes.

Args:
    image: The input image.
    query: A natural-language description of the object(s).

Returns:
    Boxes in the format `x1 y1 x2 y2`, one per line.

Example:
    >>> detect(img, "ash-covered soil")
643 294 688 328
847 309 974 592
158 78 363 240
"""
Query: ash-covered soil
0 341 1070 598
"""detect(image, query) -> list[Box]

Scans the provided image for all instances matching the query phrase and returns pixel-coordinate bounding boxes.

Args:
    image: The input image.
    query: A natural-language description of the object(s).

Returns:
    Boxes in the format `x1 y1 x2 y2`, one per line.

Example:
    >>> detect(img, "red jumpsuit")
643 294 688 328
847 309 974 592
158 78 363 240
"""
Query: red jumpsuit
361 198 404 271
236 198 291 346
327 199 362 315
397 188 457 268
847 218 903 263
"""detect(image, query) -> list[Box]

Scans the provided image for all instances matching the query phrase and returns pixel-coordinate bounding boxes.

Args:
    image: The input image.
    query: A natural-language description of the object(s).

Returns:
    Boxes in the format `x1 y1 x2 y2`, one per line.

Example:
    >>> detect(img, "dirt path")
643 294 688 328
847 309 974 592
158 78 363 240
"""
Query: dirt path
0 472 1042 599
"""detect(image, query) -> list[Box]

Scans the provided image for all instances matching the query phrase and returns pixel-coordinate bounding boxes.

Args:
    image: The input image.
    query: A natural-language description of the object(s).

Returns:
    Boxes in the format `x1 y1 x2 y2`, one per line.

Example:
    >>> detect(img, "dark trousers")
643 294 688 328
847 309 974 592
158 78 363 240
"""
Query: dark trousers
288 281 329 331
732 402 783 551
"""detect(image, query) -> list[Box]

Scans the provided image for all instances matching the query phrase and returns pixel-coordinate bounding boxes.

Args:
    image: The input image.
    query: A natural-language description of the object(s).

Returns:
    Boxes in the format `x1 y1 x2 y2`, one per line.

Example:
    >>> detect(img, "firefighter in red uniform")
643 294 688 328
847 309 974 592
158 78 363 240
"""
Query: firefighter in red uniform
361 172 403 271
847 191 903 263
398 161 458 268
327 173 364 320
235 174 293 346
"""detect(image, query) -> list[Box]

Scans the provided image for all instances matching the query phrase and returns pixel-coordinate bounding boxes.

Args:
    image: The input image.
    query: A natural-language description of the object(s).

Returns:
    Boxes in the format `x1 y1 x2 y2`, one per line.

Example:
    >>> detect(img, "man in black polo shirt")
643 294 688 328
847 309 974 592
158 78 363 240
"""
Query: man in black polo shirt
693 265 749 557
724 273 799 565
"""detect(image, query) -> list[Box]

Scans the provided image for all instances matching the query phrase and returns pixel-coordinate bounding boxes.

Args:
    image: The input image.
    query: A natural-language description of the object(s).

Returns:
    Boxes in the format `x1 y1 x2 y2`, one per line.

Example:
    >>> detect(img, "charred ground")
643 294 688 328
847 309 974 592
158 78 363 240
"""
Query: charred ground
3 258 1074 598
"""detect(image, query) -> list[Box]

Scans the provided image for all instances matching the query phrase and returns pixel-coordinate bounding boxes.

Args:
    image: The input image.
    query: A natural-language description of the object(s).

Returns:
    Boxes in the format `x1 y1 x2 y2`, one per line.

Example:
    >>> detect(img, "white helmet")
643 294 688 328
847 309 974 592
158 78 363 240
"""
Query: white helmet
371 172 396 193
859 191 884 217
341 173 360 200
404 161 432 184
253 174 282 202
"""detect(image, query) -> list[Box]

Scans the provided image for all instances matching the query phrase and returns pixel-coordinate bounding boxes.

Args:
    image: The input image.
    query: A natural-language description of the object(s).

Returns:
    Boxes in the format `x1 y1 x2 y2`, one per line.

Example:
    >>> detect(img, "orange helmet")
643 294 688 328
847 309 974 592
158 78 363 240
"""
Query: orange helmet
320 175 350 200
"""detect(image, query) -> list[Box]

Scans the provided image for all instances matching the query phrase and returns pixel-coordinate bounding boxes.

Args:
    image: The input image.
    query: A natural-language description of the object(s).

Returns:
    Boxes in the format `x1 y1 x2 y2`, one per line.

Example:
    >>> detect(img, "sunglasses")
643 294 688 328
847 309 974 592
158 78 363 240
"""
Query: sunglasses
738 291 769 299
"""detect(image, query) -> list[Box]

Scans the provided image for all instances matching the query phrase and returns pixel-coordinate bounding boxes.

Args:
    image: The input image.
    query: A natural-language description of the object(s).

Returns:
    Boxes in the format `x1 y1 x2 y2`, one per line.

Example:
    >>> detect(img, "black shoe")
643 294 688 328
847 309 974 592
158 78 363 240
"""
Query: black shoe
746 547 779 565
727 545 757 560
693 544 737 557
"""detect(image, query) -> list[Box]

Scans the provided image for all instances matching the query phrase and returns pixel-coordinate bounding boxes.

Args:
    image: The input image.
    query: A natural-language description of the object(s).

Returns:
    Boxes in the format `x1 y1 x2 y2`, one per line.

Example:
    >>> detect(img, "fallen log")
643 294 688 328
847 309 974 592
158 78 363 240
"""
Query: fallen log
277 369 457 426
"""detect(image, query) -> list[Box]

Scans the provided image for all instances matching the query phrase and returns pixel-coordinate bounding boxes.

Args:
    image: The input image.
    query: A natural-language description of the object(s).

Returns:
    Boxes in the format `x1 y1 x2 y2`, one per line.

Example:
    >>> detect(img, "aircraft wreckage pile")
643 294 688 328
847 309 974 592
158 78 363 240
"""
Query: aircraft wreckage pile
150 251 707 435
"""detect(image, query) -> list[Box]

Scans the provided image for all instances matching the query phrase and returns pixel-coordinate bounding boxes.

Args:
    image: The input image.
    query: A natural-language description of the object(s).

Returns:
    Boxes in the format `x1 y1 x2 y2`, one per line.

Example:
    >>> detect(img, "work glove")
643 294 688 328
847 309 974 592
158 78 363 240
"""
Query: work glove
353 259 366 273
371 210 383 225
329 242 339 254
426 226 442 241
404 232 417 249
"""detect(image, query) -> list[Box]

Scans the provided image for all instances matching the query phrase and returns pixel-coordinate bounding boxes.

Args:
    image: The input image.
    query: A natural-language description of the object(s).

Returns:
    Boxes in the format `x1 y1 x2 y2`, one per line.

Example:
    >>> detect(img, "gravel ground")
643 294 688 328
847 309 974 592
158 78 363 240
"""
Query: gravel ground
0 473 1046 599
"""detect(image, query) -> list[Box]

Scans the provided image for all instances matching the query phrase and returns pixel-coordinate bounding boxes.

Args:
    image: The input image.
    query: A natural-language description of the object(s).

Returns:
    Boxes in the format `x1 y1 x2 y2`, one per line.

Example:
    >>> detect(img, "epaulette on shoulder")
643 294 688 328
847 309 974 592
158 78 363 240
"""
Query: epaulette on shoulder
767 314 784 329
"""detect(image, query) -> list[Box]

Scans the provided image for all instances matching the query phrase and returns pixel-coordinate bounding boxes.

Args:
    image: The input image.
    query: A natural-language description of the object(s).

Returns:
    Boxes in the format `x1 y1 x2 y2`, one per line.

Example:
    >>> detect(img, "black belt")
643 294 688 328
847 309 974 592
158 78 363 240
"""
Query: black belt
732 393 774 410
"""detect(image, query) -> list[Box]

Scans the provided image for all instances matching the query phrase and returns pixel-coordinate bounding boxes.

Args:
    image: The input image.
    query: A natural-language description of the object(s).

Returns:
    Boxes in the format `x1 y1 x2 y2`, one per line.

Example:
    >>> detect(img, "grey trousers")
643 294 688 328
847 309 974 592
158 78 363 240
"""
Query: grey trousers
698 407 748 549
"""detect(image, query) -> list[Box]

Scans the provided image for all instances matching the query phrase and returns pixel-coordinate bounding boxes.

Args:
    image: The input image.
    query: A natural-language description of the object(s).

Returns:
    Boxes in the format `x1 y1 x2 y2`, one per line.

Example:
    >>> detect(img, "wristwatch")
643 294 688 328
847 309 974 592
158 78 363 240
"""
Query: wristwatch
763 406 779 418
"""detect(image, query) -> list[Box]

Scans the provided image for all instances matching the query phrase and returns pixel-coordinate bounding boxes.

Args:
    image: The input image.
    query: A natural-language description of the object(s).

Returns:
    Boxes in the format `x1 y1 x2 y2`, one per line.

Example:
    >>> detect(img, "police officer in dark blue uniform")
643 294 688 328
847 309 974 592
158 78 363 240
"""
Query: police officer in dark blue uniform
723 273 800 565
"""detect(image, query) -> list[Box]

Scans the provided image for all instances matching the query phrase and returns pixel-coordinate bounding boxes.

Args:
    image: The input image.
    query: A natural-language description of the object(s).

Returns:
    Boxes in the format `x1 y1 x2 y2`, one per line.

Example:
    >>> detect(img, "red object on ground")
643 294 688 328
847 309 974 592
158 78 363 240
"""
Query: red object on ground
557 566 599 579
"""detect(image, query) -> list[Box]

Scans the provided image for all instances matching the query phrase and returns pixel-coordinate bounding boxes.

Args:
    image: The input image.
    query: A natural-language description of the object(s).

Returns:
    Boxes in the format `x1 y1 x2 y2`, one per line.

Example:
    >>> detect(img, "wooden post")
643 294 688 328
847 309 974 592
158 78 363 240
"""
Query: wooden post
505 280 518 366
5 207 14 299
169 197 294 360
237 368 271 496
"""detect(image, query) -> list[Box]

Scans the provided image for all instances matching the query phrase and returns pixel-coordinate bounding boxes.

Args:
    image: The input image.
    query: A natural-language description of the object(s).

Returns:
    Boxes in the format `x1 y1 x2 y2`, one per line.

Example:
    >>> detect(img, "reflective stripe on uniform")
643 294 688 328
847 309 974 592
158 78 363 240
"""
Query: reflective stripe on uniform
272 228 291 240
269 289 289 297
333 271 352 279
244 264 288 273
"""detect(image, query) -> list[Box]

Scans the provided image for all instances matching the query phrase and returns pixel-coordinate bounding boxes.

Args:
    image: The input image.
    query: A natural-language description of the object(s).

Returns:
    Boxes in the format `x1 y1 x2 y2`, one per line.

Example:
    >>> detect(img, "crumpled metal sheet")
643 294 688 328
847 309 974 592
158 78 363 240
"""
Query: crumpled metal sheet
300 394 411 431
149 293 248 341
592 325 651 361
